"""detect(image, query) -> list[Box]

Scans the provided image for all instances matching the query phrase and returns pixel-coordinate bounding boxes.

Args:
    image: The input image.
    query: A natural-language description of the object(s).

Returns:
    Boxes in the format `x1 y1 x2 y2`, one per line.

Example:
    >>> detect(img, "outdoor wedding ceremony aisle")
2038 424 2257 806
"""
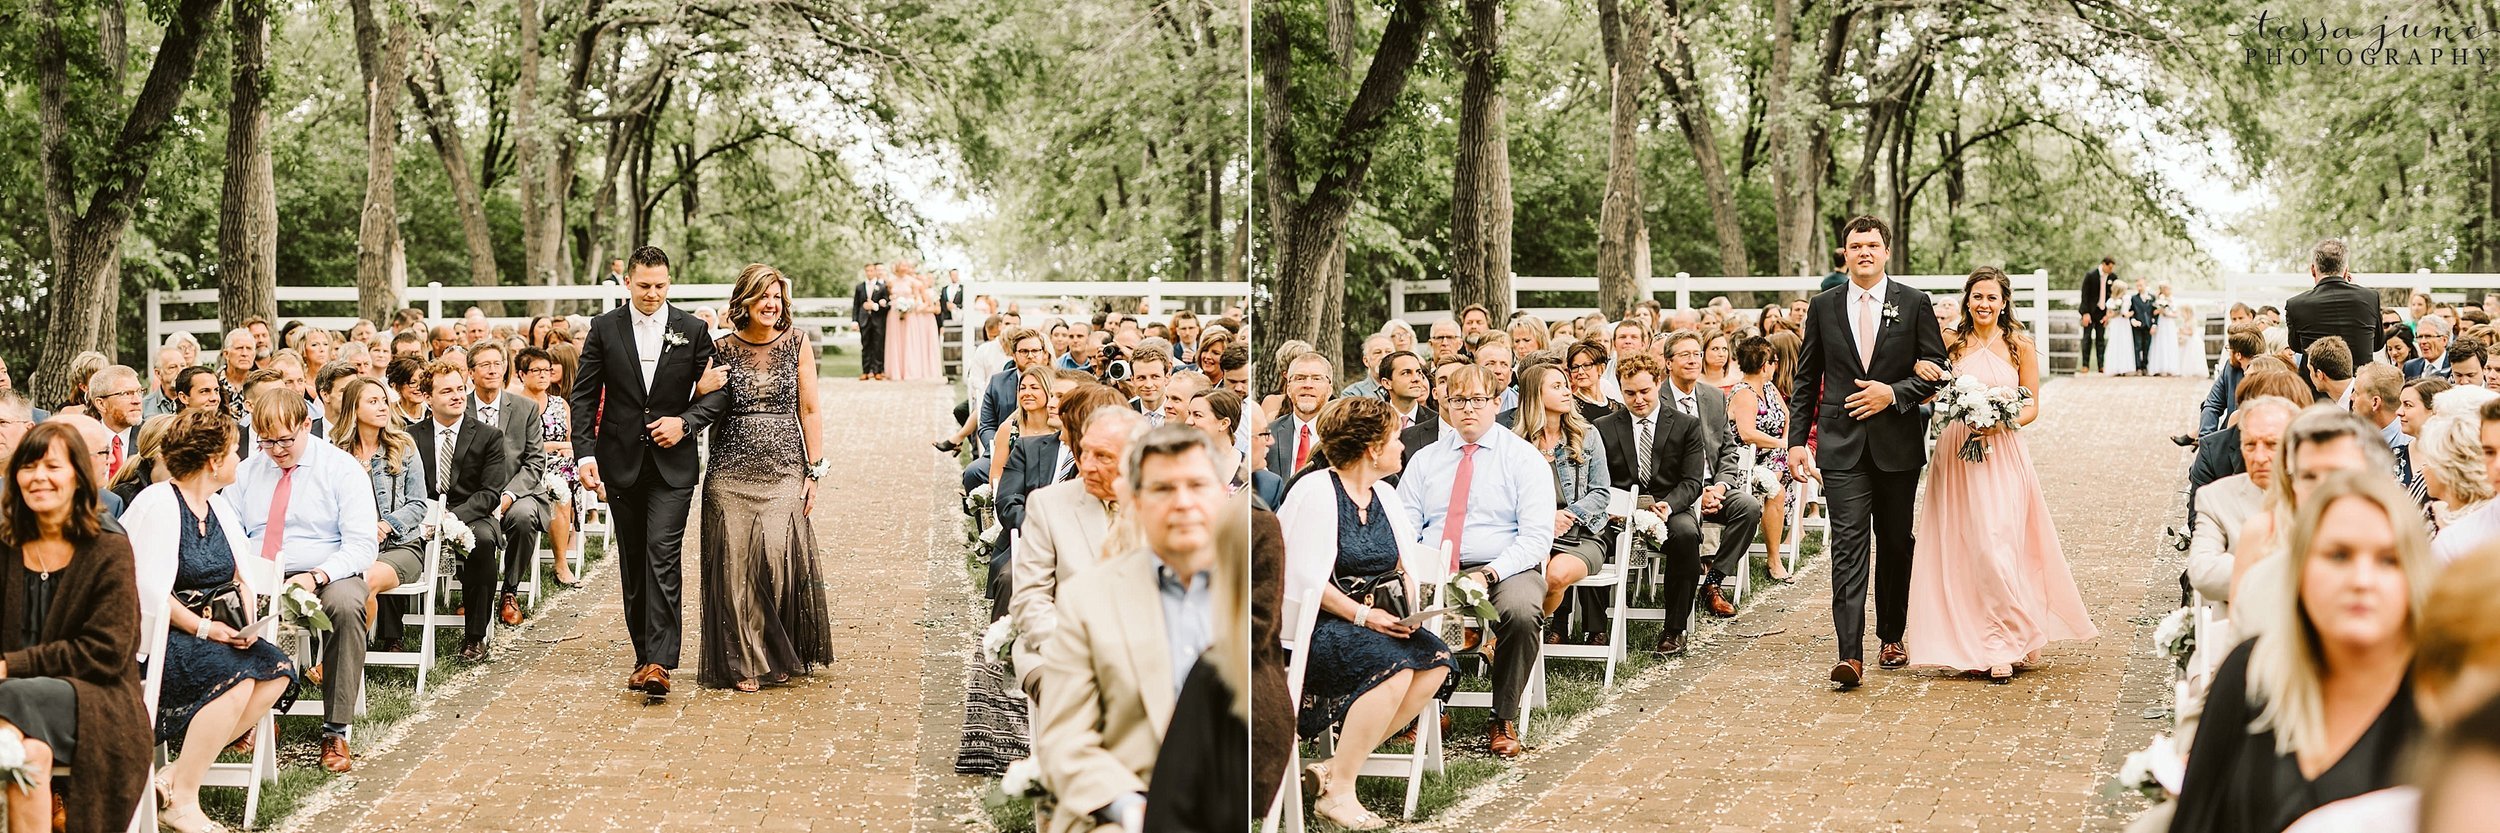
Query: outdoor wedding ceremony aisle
278 379 967 833
1434 374 2205 833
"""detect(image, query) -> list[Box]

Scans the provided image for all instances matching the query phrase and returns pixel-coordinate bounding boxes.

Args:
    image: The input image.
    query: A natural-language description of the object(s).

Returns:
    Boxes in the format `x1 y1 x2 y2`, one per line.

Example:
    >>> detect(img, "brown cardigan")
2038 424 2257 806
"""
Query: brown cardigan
2 532 147 833
1249 507 1289 812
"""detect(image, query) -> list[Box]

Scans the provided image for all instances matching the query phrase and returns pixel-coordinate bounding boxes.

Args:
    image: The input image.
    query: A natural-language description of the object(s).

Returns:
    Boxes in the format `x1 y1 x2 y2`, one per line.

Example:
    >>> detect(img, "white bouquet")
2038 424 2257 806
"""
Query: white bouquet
895 298 920 314
1751 464 1782 497
280 584 335 632
424 501 477 556
963 482 995 517
999 757 1049 799
542 470 572 501
1630 508 1670 551
2116 733 2184 800
2154 606 2196 673
980 617 1018 671
0 735 34 790
1933 375 2031 462
1444 572 1499 624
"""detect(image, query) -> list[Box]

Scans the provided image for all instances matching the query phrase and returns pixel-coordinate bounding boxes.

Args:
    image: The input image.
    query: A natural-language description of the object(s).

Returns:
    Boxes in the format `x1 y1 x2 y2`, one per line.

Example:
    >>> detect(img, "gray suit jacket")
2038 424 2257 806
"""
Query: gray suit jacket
1677 381 1747 490
472 391 550 501
2188 474 2263 603
1008 478 1118 693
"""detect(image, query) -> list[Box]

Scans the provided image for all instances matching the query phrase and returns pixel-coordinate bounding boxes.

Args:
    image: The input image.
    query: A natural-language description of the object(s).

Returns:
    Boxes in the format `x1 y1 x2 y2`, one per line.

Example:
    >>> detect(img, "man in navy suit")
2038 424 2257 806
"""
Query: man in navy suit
2129 282 2160 376
1787 216 1950 688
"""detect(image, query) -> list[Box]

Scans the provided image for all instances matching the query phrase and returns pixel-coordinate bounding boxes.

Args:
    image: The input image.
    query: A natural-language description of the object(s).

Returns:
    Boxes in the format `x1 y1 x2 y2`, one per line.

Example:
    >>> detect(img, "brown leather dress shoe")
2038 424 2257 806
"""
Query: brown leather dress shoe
639 664 672 698
1879 642 1909 668
499 592 524 626
305 662 324 687
1830 659 1864 689
1651 633 1687 656
1705 585 1737 617
458 640 488 662
319 735 353 773
627 665 652 691
1488 718 1525 758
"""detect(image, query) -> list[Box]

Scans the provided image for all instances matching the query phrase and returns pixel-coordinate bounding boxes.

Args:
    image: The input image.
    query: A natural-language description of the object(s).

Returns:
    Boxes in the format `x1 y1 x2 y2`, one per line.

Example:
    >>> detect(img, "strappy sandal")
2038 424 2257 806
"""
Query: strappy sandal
1313 789 1389 831
1988 664 2014 685
734 678 761 693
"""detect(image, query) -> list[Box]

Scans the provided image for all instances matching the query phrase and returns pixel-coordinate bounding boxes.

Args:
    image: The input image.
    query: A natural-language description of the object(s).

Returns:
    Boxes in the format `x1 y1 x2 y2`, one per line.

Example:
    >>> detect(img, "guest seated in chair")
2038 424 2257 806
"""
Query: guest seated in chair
1510 362 1614 645
463 343 552 626
0 422 149 833
1591 353 1709 656
411 363 512 665
1277 397 1454 830
227 384 381 773
1396 365 1555 759
122 410 296 833
329 377 430 653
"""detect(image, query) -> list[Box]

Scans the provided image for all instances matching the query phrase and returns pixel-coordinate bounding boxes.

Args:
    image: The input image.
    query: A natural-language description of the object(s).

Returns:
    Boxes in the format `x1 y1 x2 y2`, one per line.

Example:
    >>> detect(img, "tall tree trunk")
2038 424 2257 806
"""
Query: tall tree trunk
1653 0 1748 280
1594 0 1649 317
1449 0 1514 319
1260 0 1435 389
30 0 225 403
351 0 409 323
218 0 278 335
513 0 548 314
408 19 502 316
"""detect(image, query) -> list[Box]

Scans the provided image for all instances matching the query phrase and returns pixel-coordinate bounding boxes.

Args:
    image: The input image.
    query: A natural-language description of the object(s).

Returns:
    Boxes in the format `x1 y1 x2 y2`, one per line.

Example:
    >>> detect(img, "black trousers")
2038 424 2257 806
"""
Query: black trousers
613 476 693 668
2133 324 2153 371
1821 465 1919 663
498 495 550 591
458 515 503 640
2080 318 2105 371
861 322 888 375
1657 509 1704 639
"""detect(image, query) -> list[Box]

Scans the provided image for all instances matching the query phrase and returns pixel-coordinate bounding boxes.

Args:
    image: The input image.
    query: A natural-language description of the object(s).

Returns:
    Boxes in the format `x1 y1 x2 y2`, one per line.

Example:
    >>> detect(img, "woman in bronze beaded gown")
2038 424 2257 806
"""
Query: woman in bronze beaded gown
699 264 836 692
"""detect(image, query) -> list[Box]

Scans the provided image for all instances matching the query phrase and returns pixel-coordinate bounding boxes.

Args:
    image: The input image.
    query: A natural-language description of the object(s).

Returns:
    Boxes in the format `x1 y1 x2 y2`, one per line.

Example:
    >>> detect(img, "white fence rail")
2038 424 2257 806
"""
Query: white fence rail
1394 271 2055 343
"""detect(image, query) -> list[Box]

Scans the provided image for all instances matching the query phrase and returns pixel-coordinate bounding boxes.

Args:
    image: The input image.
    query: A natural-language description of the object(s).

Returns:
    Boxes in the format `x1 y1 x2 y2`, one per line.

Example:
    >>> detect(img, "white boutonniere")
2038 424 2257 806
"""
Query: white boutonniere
1882 302 1901 324
662 329 688 351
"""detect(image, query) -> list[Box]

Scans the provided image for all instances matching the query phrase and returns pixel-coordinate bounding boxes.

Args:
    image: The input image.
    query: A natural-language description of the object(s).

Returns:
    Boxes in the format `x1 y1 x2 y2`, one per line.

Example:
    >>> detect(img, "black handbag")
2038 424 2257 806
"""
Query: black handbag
173 580 253 630
1333 566 1411 620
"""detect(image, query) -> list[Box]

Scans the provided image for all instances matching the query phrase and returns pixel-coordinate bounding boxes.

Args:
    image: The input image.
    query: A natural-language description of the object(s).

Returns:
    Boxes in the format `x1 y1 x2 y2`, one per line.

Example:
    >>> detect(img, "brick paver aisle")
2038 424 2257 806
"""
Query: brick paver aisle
288 379 961 833
1475 376 2201 833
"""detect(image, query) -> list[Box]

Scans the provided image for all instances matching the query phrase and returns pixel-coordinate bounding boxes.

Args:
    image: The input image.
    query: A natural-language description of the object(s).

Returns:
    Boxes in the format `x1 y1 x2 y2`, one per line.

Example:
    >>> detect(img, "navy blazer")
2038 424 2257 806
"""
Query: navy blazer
2199 362 2243 436
993 433 1065 538
976 368 1023 450
2129 293 2160 331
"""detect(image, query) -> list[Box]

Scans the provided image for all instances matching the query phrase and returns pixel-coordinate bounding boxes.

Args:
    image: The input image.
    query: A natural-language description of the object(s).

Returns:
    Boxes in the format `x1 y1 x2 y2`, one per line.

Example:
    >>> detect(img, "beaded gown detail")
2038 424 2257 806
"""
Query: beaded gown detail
697 328 836 689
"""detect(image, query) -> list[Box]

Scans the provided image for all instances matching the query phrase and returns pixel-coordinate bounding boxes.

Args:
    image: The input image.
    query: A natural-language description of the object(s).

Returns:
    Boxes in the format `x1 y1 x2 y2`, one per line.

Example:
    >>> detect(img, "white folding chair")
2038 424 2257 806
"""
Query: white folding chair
1434 541 1544 742
1782 475 1820 577
368 501 453 698
1262 587 1325 833
205 553 286 808
132 603 169 833
1543 487 1637 689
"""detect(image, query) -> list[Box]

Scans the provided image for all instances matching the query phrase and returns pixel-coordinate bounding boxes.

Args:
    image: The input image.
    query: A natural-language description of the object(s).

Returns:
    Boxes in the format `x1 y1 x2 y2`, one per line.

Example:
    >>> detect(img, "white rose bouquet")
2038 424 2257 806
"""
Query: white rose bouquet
1933 374 2031 462
980 617 1018 673
423 501 477 557
999 757 1048 799
1443 572 1499 624
2116 733 2183 800
2154 606 2196 673
280 584 335 632
1630 508 1670 551
0 735 35 791
895 298 920 314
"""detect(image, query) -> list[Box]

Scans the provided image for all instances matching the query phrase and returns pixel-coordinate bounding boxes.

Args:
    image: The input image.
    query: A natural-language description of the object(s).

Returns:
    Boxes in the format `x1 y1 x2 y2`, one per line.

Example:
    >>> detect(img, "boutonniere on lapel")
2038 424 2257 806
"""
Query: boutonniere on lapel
662 329 688 352
1882 302 1901 325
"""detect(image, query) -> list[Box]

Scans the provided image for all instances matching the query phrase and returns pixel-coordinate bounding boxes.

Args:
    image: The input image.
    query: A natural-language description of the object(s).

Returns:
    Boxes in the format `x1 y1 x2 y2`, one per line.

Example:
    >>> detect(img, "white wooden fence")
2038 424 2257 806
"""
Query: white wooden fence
1393 270 2057 347
952 276 1252 376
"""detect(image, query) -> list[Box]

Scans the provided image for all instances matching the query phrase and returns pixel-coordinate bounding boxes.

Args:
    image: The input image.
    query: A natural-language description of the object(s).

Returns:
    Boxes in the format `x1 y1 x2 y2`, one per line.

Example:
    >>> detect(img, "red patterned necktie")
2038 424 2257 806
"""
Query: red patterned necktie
1294 423 1313 471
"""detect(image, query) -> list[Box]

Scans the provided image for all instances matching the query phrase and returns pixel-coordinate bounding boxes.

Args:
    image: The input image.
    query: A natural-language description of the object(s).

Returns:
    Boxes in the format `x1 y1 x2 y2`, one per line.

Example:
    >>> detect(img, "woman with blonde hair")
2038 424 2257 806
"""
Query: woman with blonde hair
2170 469 2429 833
330 375 431 649
2423 390 2500 556
1513 361 1613 641
2230 406 2394 620
1507 316 1551 356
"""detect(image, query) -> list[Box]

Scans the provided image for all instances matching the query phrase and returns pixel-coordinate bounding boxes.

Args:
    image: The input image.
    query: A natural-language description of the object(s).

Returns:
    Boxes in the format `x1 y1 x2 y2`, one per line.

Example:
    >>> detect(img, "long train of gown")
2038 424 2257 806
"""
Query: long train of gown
1902 346 2098 672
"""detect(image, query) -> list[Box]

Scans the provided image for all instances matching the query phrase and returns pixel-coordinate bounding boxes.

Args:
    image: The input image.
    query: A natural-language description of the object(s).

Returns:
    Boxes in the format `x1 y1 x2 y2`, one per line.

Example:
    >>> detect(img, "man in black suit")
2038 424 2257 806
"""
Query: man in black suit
2129 282 2159 375
938 268 967 329
2079 258 2113 374
1787 216 1949 688
852 262 891 380
569 246 731 700
414 361 514 662
2285 239 2381 366
1265 352 1334 478
1591 352 1708 655
1660 330 1761 618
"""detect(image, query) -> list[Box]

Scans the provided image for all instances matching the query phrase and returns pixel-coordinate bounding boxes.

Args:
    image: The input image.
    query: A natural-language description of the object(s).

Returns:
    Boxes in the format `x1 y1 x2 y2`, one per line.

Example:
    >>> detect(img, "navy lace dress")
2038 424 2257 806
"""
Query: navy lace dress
1296 472 1457 739
157 497 296 744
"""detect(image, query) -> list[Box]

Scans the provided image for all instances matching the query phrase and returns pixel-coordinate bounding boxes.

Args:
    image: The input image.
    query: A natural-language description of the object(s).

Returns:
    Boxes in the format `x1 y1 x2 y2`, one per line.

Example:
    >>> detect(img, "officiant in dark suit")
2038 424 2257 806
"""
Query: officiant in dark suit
2286 239 2382 368
2129 282 2160 375
569 246 731 700
2079 258 2113 373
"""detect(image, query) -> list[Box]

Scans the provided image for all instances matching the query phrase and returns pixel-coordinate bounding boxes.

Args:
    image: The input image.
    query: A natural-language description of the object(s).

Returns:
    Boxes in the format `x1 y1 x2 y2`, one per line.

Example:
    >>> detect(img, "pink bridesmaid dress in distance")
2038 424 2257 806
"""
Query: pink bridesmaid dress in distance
1903 344 2098 673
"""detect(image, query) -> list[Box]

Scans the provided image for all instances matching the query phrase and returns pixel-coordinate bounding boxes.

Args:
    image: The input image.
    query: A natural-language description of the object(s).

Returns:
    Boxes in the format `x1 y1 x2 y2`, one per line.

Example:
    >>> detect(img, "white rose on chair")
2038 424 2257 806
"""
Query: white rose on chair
423 501 477 556
2116 733 2183 800
999 757 1048 799
0 735 34 790
2154 606 2196 673
1443 572 1499 623
1630 508 1670 551
280 584 335 632
1932 375 2031 463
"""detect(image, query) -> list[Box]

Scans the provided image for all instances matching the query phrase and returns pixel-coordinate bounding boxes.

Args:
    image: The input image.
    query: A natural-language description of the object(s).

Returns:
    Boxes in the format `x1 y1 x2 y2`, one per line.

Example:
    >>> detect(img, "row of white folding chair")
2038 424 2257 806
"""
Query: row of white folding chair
131 601 170 833
1262 587 1325 833
518 489 605 609
1543 487 1638 689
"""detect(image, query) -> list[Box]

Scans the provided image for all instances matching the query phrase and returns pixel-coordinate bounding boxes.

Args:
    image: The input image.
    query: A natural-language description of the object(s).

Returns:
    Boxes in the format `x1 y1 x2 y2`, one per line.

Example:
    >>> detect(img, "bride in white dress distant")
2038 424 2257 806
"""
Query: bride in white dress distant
2176 297 2209 377
2146 283 2181 376
2102 278 2137 376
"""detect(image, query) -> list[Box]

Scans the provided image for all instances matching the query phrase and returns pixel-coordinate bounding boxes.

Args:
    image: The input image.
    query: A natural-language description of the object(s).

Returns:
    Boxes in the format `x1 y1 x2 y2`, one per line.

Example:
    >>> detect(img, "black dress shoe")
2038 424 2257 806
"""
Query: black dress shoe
2171 433 2199 447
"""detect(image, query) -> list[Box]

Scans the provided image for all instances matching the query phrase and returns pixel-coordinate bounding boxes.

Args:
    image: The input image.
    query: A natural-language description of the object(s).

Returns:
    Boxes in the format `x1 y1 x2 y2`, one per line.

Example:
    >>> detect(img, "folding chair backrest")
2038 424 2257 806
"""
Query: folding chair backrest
1281 587 1323 702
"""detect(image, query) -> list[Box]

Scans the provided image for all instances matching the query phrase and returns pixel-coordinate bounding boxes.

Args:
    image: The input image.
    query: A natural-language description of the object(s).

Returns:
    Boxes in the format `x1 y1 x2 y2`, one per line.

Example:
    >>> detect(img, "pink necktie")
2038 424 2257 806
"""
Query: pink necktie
1441 443 1481 569
1855 294 1877 366
261 467 294 561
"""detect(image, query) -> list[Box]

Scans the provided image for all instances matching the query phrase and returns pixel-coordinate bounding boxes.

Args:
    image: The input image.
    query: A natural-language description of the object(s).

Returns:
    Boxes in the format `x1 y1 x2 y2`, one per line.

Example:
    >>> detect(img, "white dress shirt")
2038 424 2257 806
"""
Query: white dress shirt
631 306 667 390
1847 277 1893 360
1395 425 1555 581
225 434 380 581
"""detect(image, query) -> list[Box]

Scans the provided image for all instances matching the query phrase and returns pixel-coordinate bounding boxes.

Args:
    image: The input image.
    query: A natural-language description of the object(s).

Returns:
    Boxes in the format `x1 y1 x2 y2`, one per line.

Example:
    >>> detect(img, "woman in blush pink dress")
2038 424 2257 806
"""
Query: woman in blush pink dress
883 272 943 381
1903 267 2098 683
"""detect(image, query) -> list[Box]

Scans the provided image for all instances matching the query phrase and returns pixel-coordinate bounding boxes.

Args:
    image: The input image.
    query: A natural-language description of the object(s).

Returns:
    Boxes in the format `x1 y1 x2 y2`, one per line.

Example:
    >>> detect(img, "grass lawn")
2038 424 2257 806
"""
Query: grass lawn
196 533 609 828
1323 521 1829 827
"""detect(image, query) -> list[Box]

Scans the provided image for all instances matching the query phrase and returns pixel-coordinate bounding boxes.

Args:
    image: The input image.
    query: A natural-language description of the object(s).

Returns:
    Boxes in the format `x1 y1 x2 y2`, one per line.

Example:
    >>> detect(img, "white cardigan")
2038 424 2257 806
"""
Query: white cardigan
121 481 264 624
1274 470 1432 646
